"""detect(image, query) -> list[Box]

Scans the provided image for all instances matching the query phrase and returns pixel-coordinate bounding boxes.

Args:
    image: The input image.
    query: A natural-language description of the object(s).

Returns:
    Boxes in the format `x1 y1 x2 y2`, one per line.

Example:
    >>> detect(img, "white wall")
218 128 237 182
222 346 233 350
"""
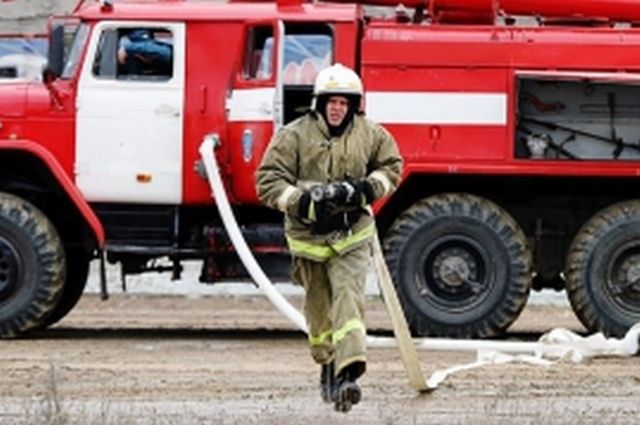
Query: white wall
0 0 78 34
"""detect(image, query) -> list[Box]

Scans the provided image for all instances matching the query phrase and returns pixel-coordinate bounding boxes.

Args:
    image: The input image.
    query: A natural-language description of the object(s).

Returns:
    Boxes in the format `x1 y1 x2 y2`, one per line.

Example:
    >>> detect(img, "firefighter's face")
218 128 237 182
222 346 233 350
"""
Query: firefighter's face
325 95 349 126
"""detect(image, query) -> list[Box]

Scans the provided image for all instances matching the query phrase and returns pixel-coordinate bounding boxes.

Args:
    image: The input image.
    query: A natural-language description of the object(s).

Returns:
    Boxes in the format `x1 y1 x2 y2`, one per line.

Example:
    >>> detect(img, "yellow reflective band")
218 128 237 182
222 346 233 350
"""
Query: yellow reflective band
333 318 365 344
286 236 334 259
309 330 332 347
331 223 375 253
286 223 375 259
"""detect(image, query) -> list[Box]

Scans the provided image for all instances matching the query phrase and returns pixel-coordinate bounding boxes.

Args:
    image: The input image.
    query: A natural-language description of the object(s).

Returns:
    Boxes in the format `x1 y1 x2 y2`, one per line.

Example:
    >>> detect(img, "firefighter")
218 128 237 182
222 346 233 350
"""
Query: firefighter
256 63 402 412
117 29 172 76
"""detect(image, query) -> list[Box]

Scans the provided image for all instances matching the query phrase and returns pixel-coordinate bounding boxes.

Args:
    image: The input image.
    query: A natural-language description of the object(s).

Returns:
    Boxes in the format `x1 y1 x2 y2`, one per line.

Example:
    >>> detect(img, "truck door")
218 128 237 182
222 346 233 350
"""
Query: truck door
225 21 280 203
228 21 333 202
75 22 185 204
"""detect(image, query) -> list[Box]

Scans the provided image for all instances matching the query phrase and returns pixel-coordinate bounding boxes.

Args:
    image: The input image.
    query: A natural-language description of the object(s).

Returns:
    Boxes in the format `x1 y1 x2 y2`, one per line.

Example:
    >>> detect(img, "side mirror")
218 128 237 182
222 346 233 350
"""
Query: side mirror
45 24 65 80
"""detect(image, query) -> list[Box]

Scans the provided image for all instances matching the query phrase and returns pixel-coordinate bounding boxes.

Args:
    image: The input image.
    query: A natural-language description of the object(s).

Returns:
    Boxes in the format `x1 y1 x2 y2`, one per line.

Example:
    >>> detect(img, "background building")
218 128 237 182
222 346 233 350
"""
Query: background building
0 1 75 79
0 0 76 33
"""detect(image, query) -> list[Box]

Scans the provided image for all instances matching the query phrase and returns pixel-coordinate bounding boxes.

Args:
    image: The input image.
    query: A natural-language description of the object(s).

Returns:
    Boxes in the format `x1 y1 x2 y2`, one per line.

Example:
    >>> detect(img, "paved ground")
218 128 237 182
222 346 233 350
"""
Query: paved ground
0 292 639 425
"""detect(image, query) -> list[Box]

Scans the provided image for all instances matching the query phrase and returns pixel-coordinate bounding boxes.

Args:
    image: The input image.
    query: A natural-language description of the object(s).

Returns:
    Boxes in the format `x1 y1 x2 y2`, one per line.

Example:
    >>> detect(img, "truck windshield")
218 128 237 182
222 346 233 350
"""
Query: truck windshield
61 23 89 79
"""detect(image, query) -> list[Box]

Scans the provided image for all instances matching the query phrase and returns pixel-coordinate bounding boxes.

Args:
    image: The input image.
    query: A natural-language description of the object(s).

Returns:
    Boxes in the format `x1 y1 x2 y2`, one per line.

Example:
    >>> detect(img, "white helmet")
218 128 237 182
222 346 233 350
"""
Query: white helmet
313 63 363 97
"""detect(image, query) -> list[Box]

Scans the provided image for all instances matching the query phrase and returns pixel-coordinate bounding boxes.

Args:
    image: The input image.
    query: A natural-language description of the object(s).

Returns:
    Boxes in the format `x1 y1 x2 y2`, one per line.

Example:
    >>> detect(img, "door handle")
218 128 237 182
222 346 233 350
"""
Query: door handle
155 104 180 117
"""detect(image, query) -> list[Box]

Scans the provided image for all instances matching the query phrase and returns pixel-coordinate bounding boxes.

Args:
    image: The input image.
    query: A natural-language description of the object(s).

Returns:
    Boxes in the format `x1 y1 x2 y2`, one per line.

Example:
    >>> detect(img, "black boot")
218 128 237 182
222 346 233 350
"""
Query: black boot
319 361 335 403
333 362 364 413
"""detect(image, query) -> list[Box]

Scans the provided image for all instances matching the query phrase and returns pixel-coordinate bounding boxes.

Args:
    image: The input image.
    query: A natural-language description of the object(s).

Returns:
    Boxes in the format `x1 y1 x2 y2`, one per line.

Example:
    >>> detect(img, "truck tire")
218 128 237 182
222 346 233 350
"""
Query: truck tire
383 193 532 338
0 193 66 337
565 200 640 337
41 248 90 327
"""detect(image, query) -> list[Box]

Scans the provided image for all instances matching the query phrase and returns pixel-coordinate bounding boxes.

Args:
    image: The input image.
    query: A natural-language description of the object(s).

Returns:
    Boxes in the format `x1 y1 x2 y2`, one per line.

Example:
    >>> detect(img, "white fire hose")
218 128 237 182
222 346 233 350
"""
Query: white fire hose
198 135 640 391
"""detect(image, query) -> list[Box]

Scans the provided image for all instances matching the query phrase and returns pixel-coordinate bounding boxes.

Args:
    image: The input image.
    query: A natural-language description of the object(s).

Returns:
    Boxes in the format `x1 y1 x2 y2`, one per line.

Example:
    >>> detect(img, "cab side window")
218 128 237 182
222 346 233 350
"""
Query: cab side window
243 26 274 80
92 27 174 81
242 24 332 85
281 32 332 86
240 23 333 124
282 24 333 123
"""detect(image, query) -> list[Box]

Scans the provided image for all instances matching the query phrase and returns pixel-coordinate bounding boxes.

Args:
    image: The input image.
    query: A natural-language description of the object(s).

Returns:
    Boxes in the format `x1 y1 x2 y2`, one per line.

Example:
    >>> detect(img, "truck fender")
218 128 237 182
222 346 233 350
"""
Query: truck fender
0 139 105 246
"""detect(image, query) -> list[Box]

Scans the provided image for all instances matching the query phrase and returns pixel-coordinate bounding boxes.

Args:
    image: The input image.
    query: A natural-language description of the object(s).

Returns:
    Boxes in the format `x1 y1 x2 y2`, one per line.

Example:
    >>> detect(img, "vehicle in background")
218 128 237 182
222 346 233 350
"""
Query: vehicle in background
0 35 47 80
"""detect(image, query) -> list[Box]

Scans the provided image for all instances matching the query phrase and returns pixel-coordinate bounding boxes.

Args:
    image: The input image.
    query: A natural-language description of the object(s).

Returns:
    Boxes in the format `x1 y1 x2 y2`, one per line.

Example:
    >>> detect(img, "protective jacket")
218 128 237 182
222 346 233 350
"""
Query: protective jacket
256 111 403 261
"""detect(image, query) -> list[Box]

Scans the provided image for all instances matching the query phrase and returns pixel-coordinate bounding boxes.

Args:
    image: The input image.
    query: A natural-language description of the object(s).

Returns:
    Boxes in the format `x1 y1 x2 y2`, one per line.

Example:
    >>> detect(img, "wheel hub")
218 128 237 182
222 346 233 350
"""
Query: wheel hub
431 247 480 294
613 253 640 296
0 237 19 302
437 255 469 287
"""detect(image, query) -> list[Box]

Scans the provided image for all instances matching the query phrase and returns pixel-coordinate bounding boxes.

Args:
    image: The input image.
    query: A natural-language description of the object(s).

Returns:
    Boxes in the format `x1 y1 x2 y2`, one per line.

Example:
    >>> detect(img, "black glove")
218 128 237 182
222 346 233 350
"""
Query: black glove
298 190 333 223
298 189 360 234
331 178 375 208
347 178 375 206
298 190 313 221
309 179 375 208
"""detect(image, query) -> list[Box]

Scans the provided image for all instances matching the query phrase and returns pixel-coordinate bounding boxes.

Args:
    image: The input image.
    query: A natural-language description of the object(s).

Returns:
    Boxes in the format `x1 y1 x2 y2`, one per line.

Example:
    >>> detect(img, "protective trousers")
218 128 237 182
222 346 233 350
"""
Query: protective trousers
292 241 369 376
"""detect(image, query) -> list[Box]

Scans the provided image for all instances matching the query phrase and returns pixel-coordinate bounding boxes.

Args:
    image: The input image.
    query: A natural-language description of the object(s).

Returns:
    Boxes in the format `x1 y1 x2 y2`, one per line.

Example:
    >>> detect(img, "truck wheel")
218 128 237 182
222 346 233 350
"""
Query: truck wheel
0 193 65 337
383 193 532 338
41 248 90 327
565 200 640 337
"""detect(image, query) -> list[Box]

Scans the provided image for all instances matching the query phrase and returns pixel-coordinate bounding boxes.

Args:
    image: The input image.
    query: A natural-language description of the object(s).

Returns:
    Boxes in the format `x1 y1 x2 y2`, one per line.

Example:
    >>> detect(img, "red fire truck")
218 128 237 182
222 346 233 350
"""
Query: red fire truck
2 0 640 339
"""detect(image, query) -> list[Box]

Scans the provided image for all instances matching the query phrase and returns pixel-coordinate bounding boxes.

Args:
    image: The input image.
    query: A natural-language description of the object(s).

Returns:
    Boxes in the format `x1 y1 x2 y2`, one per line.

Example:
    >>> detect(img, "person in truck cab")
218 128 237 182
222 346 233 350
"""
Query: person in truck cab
256 63 402 412
117 29 172 77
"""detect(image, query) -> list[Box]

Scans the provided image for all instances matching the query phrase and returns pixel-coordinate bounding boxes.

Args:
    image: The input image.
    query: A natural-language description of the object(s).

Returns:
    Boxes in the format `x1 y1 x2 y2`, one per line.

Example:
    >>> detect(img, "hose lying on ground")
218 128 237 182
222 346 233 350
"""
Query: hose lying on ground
198 135 640 390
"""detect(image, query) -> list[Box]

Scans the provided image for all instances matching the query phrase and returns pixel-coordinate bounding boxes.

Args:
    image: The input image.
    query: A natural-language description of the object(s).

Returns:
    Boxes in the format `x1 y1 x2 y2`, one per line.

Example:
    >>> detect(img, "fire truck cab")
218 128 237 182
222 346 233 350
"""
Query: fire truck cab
2 0 640 338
